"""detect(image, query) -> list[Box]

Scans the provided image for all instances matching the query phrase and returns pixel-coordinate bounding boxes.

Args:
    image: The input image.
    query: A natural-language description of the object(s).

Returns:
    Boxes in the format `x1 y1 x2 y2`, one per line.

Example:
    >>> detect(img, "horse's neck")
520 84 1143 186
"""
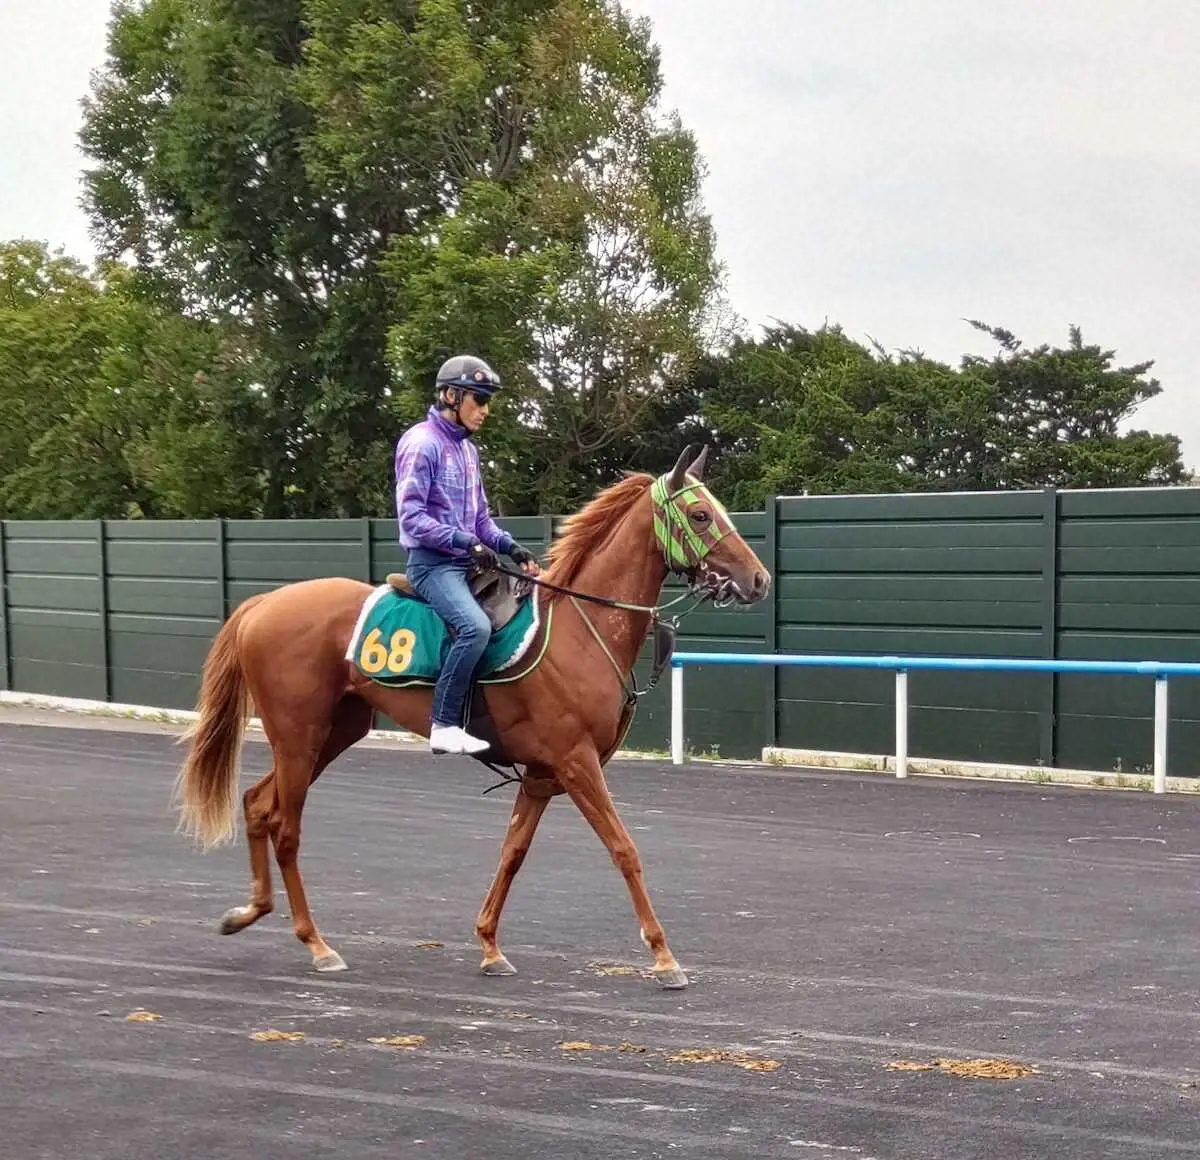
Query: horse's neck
562 495 668 675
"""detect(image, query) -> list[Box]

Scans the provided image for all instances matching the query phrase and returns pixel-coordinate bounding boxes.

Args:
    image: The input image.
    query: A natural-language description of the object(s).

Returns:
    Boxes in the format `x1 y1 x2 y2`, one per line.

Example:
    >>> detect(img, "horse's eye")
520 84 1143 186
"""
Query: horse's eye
691 510 711 524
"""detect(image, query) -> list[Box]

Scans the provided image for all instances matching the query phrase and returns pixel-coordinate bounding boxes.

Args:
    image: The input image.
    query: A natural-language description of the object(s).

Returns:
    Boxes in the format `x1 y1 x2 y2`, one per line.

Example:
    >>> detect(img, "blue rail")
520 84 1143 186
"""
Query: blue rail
671 652 1200 677
667 651 1200 791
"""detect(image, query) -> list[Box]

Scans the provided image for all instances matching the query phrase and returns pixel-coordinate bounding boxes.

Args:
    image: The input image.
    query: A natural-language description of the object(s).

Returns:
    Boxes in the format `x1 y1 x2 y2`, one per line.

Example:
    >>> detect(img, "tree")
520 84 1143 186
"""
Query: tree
0 240 260 519
960 321 1186 490
312 0 721 513
687 323 1186 508
81 0 720 517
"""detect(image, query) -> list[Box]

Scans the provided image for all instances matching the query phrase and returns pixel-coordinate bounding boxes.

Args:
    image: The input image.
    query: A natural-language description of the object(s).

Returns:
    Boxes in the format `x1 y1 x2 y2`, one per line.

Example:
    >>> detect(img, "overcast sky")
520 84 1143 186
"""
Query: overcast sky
4 1 1198 467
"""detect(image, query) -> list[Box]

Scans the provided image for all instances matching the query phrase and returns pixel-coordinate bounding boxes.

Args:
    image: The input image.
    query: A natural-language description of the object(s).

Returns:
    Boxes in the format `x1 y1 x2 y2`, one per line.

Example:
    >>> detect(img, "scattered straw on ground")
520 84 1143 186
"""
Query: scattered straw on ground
125 1010 162 1023
667 1048 781 1071
887 1057 1036 1080
414 941 443 949
935 1057 1037 1080
250 1030 306 1042
558 1042 779 1071
367 1035 426 1049
558 1040 651 1054
589 962 656 979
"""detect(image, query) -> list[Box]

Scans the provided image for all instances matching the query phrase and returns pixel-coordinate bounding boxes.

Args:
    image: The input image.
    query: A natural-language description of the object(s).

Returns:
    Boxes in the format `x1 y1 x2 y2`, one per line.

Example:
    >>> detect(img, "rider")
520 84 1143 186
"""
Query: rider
394 355 541 755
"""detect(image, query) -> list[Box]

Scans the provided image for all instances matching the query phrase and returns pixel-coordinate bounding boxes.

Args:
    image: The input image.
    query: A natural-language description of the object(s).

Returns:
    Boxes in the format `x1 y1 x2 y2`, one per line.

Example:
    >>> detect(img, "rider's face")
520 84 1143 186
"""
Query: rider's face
457 389 490 432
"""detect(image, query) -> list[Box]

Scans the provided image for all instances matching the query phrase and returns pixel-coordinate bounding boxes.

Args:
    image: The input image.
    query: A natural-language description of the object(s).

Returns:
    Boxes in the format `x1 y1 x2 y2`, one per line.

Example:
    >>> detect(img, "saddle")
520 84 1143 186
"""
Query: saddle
385 566 532 631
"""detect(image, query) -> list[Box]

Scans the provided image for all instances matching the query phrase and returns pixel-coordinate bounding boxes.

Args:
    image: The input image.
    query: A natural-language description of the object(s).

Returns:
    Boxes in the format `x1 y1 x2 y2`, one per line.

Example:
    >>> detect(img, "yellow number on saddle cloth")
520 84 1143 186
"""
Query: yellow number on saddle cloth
348 583 547 686
358 627 418 675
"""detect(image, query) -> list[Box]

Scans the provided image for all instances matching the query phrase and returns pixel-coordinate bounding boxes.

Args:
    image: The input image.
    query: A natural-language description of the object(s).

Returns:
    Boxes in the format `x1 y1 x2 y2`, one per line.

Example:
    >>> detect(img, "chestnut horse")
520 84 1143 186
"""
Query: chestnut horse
174 446 769 988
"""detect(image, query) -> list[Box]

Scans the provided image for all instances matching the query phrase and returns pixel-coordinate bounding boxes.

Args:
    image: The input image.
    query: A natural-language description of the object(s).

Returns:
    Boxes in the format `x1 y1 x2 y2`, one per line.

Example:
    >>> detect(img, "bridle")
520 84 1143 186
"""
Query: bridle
491 467 743 703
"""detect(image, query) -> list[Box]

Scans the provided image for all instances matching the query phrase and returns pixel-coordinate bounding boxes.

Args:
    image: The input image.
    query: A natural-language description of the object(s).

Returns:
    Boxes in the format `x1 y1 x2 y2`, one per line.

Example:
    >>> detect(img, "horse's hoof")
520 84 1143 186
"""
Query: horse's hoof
218 906 253 935
654 966 689 990
314 950 348 972
480 955 517 977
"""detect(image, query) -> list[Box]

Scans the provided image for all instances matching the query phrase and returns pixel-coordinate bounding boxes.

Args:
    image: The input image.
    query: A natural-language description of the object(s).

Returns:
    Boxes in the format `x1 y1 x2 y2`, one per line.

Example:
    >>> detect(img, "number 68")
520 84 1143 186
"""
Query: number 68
359 627 417 674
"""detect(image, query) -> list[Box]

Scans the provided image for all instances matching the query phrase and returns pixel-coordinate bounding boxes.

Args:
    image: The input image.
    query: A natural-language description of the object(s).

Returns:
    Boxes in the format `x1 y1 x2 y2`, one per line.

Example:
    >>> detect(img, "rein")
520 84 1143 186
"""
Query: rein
489 470 735 703
495 561 703 617
492 560 705 701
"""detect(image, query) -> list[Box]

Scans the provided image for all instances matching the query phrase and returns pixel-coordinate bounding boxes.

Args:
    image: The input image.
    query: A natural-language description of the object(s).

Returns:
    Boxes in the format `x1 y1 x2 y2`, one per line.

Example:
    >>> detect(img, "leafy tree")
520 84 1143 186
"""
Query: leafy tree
686 323 1186 508
960 321 1186 490
81 0 720 518
319 0 721 514
0 240 260 519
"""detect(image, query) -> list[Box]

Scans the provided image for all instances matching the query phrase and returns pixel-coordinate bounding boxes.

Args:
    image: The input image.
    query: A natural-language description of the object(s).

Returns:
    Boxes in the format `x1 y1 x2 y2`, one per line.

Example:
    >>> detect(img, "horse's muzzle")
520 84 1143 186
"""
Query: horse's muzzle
696 564 771 606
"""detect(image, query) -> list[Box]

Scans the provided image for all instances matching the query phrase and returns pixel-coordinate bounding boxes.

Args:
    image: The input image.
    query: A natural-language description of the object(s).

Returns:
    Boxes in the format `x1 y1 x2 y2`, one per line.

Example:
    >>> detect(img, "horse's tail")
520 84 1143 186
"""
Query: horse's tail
174 594 265 850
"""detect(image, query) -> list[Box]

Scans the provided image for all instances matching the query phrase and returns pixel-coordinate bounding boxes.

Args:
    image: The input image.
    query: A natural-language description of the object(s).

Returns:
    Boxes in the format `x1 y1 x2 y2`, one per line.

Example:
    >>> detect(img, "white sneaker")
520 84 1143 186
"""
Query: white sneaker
429 724 490 755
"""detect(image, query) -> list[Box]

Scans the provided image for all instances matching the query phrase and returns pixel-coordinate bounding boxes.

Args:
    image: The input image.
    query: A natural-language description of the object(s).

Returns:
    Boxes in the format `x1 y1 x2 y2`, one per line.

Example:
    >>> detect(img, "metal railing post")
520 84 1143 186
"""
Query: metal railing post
671 663 685 765
895 669 908 779
1154 676 1169 794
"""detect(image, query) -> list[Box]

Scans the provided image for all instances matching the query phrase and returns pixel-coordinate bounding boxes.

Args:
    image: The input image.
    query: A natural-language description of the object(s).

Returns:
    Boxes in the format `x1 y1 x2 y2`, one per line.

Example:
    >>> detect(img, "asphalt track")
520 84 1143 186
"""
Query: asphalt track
2 708 1200 1160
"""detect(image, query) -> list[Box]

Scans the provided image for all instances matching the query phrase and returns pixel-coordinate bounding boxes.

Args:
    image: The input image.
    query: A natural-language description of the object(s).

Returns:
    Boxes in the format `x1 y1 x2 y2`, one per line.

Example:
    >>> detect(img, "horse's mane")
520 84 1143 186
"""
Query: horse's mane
545 472 655 588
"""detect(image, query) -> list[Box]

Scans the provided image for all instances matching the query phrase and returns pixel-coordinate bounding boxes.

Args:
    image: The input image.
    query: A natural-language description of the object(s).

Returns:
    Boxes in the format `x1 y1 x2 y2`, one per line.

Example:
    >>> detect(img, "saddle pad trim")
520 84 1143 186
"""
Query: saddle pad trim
343 583 392 663
343 585 552 688
479 600 554 685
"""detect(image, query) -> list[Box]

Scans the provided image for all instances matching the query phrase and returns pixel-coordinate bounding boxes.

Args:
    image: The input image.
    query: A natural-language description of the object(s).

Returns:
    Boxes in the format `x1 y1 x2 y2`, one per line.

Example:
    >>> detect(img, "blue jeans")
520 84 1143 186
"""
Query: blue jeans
405 558 492 727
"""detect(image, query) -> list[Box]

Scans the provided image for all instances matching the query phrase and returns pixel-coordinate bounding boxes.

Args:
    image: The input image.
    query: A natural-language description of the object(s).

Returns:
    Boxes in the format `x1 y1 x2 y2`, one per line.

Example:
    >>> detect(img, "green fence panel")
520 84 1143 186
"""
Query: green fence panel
0 523 7 691
4 522 107 700
774 490 1049 766
1055 487 1200 772
3 484 1200 775
104 522 223 709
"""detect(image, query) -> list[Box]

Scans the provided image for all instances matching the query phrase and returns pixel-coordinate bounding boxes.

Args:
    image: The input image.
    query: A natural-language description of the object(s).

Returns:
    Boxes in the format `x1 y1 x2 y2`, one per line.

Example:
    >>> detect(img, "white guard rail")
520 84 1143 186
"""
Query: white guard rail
668 652 1200 793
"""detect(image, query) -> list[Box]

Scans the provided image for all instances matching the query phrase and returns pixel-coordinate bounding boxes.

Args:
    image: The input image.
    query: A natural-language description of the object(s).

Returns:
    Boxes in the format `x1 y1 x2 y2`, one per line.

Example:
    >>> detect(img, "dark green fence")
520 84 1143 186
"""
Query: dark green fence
3 485 1199 773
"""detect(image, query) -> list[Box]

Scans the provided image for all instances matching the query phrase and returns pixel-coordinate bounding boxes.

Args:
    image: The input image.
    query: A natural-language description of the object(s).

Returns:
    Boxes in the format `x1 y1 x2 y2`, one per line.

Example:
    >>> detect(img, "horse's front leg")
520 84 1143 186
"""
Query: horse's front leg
558 746 688 990
475 776 553 976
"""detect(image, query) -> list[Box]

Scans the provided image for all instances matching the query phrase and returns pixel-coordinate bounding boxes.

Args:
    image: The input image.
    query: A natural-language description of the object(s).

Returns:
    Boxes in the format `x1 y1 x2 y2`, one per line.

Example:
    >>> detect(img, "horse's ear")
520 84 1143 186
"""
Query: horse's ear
688 445 710 482
667 445 694 491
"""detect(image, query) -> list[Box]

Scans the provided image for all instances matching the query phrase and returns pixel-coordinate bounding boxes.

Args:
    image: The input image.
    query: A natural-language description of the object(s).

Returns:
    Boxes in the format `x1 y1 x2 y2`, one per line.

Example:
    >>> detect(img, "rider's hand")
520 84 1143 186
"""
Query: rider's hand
469 540 501 570
509 542 541 576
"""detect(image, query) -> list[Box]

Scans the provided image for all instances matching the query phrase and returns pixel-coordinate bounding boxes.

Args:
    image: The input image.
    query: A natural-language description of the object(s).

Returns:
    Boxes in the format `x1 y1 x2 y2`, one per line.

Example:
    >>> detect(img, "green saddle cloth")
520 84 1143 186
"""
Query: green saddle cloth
346 584 545 687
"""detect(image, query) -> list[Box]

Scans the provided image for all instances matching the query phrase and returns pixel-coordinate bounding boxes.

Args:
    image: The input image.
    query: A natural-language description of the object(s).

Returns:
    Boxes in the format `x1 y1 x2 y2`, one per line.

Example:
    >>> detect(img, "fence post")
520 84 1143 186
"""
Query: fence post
763 494 779 749
361 517 373 583
895 668 909 779
214 519 227 621
671 663 685 764
1154 676 1169 793
1039 486 1059 767
96 519 111 702
0 521 9 691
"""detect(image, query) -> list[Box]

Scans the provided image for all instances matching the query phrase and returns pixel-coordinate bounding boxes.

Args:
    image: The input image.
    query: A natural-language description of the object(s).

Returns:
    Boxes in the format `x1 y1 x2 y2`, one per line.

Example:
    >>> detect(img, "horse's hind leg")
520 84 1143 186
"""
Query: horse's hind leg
218 770 278 935
475 777 553 976
269 696 372 972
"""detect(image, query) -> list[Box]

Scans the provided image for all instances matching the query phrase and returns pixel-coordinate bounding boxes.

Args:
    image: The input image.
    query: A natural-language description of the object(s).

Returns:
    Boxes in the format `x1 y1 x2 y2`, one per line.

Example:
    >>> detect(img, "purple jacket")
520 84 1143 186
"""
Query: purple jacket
393 407 513 559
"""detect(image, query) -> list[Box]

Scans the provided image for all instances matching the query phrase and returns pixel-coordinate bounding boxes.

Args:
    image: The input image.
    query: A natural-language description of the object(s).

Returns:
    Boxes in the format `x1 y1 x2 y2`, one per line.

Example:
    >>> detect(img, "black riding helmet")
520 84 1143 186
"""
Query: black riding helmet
436 354 502 401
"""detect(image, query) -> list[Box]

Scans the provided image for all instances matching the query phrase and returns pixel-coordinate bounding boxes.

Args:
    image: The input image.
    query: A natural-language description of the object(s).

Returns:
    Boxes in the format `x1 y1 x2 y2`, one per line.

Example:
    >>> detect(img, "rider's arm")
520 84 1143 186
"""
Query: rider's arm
466 444 515 555
395 439 475 553
473 499 514 557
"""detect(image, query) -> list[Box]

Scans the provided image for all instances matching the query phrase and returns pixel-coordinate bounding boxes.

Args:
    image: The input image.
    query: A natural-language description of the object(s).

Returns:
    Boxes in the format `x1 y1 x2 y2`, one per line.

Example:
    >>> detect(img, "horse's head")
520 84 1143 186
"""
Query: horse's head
651 446 771 605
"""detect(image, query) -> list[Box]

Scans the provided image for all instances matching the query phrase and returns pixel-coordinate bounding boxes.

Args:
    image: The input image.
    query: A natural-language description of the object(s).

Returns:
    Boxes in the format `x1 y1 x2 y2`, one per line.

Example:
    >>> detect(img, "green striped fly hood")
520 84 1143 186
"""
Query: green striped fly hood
651 470 737 573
